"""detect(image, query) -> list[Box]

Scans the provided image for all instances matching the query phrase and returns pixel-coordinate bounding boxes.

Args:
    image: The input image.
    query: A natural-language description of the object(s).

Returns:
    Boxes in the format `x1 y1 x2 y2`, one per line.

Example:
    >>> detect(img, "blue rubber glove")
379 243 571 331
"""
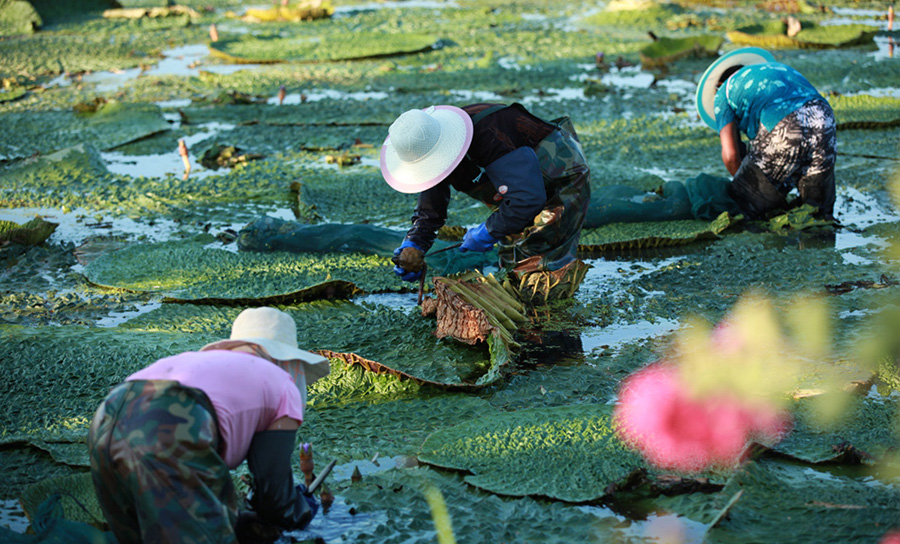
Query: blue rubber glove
392 240 424 282
459 223 499 253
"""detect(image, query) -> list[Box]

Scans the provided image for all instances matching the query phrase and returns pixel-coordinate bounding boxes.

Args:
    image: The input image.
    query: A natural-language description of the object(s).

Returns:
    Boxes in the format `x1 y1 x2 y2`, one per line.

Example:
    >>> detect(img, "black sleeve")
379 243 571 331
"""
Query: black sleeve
246 430 312 530
405 180 452 252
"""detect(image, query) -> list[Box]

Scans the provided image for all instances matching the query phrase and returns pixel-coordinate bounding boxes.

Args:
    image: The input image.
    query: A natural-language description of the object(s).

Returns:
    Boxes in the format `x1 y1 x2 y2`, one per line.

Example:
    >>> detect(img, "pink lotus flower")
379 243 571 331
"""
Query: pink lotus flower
614 362 791 473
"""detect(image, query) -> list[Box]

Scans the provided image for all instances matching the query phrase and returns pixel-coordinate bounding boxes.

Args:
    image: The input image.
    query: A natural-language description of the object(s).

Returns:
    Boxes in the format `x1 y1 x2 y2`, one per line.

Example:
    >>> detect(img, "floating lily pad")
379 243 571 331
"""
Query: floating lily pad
639 35 723 69
704 460 900 542
727 21 878 49
0 87 27 102
0 216 57 246
419 404 645 502
579 212 737 252
0 323 204 438
19 473 105 528
0 102 169 160
830 93 900 129
82 235 397 303
772 393 900 464
0 0 41 35
209 32 439 64
74 101 170 150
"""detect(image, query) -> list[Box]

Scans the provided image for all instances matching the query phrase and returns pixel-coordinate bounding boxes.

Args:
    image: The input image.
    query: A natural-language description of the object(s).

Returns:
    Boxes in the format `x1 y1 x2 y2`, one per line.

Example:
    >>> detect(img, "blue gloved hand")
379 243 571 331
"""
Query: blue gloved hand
296 484 319 527
459 223 499 253
392 240 424 282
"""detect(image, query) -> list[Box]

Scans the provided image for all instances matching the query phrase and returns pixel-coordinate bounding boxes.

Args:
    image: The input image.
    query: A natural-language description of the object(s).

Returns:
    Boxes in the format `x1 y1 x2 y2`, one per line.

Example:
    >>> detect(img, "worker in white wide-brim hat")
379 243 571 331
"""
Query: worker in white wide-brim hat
696 46 837 219
87 307 330 543
381 103 592 304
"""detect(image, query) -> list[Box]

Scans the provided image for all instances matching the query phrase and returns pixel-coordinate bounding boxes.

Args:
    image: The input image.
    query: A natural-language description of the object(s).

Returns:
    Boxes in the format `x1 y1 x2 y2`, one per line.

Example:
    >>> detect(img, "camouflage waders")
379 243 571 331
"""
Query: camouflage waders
502 117 592 305
88 380 239 544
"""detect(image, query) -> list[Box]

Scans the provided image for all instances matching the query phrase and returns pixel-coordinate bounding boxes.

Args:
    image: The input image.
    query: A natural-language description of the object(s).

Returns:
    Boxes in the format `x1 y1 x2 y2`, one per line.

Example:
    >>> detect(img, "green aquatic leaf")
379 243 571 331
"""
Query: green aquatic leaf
0 323 206 438
82 236 397 303
830 94 900 129
579 213 737 252
0 217 57 246
704 460 900 542
639 35 723 69
728 21 878 49
18 473 105 528
420 404 645 502
0 0 41 36
209 32 439 64
773 394 900 464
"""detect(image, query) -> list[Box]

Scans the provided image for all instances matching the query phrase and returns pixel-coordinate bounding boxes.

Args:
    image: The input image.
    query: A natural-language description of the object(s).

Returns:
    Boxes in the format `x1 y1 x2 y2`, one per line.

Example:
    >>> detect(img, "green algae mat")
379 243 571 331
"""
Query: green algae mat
419 404 645 502
209 32 440 64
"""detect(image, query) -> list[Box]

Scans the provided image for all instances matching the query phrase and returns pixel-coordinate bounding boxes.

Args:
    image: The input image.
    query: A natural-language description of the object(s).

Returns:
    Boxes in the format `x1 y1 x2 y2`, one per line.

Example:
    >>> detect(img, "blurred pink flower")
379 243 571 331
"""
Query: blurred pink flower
880 532 900 544
614 362 791 472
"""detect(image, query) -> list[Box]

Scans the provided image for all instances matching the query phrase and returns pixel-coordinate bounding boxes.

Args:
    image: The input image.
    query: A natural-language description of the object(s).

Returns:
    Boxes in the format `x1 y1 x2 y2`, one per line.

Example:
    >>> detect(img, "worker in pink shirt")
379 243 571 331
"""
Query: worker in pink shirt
87 307 330 543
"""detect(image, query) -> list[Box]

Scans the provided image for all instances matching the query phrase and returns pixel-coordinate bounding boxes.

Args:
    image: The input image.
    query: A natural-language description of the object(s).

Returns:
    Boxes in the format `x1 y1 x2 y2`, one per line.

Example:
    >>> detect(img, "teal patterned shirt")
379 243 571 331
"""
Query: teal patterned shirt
714 62 824 139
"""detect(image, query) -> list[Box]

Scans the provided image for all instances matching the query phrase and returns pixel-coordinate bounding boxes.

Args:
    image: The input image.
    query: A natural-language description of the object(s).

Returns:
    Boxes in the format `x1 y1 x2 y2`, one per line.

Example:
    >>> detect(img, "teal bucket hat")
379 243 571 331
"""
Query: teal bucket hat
695 47 775 130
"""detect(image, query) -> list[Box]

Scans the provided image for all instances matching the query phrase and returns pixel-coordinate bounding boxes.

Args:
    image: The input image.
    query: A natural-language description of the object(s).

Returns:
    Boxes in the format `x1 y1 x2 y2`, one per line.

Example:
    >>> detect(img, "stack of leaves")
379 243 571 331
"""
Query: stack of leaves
424 271 527 350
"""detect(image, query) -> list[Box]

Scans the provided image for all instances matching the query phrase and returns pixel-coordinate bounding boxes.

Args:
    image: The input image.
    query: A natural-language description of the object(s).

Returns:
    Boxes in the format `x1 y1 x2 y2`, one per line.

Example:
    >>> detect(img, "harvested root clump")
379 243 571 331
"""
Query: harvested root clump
423 271 527 348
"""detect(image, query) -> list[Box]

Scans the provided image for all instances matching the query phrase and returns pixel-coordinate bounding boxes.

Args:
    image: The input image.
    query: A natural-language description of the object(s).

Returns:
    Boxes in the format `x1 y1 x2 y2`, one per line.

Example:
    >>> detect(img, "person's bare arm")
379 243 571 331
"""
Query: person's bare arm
267 416 299 430
719 122 743 176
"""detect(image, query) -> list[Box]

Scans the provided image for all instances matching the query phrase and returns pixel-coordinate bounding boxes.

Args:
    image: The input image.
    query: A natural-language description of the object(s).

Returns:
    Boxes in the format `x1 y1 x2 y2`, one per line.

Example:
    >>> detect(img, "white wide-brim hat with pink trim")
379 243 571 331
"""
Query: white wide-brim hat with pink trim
695 47 775 130
380 105 474 194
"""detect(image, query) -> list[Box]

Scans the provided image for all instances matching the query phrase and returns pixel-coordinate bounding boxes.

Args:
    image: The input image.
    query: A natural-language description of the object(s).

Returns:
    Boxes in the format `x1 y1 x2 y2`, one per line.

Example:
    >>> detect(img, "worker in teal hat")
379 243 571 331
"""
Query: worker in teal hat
696 47 837 219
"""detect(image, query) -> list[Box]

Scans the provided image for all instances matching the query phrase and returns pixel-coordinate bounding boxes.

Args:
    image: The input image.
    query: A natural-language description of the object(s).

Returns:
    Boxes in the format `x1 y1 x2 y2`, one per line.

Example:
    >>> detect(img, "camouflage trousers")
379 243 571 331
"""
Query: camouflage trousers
87 380 239 544
499 118 592 303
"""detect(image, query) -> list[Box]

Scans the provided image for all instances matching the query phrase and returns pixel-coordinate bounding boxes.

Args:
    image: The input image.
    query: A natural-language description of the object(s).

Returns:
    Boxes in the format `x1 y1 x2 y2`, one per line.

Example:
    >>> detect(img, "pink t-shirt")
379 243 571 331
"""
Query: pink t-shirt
127 350 304 469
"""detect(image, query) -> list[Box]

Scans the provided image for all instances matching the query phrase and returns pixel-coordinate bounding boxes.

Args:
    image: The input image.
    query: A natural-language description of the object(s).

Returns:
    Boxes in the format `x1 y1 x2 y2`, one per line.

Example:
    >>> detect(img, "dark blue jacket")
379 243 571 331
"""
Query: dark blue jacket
405 103 555 251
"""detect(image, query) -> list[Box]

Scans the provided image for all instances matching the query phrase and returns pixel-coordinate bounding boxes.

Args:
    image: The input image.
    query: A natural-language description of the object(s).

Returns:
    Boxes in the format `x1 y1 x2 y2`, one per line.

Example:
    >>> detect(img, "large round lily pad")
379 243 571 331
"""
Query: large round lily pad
579 212 737 252
209 32 439 64
727 21 878 49
831 94 900 130
82 235 397 303
419 404 645 502
772 393 900 464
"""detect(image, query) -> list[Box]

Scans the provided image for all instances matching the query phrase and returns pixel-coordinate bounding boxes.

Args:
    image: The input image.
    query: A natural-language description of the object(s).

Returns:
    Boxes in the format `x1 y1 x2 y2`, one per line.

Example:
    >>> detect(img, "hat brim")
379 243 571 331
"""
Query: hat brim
201 338 331 384
380 105 474 194
695 47 775 130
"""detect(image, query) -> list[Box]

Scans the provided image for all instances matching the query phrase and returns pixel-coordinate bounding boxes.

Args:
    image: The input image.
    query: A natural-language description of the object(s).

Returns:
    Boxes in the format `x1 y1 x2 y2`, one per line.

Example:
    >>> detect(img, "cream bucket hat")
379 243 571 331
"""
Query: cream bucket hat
695 47 775 130
380 105 474 194
201 307 330 387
